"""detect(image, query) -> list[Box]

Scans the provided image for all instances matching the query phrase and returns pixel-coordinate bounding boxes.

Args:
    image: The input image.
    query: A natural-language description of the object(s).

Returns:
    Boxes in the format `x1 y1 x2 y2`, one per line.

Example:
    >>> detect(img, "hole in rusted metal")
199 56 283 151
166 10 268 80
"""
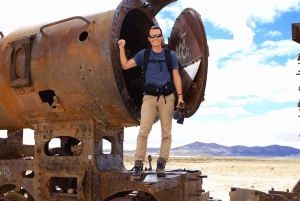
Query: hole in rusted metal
23 129 34 147
103 138 111 154
49 177 77 194
38 90 56 108
45 137 83 156
22 170 34 178
79 31 88 42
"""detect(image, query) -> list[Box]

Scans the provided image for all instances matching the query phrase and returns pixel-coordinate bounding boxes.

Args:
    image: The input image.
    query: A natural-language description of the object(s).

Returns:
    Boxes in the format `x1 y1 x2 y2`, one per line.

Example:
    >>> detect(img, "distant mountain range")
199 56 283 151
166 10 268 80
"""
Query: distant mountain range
123 141 300 157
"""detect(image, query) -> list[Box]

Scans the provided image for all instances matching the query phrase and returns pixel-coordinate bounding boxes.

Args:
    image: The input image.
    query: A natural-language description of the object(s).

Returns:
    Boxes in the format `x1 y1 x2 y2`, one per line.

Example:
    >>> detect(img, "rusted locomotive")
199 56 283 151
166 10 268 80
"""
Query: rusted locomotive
0 0 210 200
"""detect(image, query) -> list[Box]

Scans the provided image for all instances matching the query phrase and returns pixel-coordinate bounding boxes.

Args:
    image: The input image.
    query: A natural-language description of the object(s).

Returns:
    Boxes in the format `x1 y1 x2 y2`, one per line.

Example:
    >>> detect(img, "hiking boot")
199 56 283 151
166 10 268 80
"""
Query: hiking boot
130 160 144 181
156 158 166 177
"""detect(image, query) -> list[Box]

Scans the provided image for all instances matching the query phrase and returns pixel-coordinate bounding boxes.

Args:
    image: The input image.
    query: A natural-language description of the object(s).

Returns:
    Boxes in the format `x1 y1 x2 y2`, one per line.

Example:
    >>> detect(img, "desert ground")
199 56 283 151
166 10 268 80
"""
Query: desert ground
123 155 300 201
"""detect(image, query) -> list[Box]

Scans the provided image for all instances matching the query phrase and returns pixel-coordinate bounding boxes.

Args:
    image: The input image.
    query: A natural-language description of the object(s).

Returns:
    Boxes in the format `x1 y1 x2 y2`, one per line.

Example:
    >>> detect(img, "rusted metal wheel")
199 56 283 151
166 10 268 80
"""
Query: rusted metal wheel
3 191 27 201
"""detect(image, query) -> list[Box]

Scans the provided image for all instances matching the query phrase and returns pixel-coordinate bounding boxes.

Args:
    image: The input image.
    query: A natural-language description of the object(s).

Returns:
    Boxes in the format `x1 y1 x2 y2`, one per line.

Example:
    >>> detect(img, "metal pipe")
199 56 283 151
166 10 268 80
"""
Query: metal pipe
40 16 91 35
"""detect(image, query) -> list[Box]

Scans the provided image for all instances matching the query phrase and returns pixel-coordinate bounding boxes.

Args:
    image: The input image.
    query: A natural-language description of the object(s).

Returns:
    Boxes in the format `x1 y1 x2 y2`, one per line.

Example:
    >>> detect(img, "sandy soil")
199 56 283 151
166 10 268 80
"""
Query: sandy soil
124 156 300 201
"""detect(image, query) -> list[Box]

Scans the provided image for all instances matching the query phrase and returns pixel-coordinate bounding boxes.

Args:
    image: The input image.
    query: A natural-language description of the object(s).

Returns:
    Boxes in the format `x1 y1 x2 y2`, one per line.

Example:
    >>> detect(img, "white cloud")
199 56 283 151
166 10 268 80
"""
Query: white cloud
160 2 182 18
203 39 299 106
180 0 300 28
224 107 250 117
195 106 250 117
265 30 282 37
259 40 298 58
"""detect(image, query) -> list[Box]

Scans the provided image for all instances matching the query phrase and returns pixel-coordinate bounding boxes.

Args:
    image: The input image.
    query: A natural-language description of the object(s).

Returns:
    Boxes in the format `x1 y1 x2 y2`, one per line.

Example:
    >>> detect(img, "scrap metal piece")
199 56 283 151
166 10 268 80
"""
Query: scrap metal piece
292 23 300 44
292 179 300 192
71 143 83 156
148 155 152 170
230 187 292 201
269 187 300 200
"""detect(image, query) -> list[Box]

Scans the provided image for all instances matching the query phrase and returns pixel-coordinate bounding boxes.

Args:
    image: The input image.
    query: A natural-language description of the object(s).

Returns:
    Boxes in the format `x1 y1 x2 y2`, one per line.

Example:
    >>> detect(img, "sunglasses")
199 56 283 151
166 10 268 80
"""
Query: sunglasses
149 34 162 38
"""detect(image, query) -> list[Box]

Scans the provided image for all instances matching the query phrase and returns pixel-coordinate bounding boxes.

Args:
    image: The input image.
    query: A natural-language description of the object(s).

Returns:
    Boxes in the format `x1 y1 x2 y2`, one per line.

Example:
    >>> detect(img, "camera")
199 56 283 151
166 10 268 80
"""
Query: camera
172 103 189 124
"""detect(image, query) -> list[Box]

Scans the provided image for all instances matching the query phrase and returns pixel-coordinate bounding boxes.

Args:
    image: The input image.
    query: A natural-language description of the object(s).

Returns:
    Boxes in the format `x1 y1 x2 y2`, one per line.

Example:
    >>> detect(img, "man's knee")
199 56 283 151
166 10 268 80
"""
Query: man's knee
161 135 172 140
137 133 149 139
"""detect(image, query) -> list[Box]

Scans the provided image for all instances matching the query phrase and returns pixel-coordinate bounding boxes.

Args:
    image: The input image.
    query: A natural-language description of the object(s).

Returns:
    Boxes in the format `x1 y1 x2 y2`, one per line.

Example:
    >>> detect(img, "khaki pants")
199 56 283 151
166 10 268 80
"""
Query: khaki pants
135 94 175 161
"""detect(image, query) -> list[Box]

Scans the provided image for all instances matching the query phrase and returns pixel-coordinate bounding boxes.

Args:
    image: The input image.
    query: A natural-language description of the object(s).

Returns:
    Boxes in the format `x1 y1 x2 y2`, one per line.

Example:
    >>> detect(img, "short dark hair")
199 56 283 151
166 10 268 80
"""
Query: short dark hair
149 26 162 35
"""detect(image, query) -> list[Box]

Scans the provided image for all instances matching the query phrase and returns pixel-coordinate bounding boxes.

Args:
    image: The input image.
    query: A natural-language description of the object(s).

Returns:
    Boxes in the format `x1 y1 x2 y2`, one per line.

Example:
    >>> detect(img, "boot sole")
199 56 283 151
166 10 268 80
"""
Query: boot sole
130 172 143 181
157 173 166 177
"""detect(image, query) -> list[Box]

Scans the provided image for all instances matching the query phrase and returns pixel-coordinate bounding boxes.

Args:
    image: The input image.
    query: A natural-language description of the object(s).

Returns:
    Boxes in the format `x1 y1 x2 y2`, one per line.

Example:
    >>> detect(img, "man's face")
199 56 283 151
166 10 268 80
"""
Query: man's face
148 29 163 48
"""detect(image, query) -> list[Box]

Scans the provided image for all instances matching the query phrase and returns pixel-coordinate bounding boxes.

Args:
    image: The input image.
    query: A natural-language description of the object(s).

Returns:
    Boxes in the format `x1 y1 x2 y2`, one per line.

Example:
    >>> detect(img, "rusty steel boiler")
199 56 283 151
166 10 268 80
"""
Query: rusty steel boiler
0 1 208 130
0 0 210 200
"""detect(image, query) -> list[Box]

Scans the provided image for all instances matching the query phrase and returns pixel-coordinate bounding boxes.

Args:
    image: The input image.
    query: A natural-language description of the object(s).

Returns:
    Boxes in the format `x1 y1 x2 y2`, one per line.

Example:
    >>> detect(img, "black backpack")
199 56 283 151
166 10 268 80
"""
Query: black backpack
142 48 175 102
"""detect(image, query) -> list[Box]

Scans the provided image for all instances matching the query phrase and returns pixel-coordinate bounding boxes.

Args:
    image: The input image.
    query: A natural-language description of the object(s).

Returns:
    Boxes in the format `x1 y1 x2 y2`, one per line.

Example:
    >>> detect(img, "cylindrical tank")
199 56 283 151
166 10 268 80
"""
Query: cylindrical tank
0 0 208 130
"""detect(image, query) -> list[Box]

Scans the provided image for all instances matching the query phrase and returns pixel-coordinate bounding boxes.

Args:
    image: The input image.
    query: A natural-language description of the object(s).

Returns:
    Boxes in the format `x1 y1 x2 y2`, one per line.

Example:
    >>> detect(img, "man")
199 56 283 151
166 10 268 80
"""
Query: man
118 26 184 180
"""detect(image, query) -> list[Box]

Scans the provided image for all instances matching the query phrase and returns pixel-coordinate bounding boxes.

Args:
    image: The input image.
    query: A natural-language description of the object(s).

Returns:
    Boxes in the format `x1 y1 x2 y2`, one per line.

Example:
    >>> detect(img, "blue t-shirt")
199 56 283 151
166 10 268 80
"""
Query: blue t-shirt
133 49 178 88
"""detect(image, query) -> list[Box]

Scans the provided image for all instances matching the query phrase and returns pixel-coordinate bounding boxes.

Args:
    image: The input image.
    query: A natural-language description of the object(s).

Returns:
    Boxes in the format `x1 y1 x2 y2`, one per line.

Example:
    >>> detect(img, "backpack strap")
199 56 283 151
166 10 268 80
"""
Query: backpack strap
141 48 151 90
164 49 173 81
143 48 151 74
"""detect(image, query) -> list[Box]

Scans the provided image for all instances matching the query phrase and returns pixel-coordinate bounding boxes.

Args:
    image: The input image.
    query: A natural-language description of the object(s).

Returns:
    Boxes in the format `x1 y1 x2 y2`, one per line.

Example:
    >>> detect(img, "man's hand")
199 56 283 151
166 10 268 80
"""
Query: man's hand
118 39 126 49
176 98 184 108
118 39 137 70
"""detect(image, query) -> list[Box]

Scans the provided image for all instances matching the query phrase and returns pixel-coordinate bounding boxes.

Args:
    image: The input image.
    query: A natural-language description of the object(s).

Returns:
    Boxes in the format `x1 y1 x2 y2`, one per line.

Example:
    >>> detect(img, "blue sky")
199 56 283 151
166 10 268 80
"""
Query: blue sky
0 0 300 149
